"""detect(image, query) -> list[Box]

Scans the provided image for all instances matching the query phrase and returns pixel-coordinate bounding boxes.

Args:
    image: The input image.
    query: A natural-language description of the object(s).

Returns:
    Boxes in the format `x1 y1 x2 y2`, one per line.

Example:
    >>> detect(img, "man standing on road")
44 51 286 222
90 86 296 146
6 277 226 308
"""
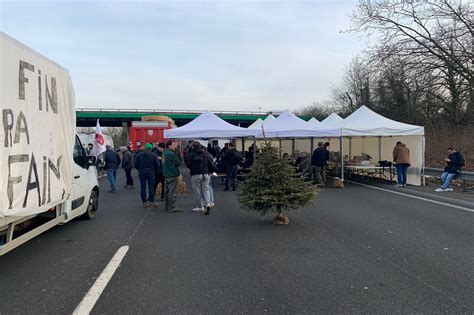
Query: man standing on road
223 143 241 191
311 142 330 187
435 147 465 192
121 146 134 189
186 141 214 215
104 145 121 192
163 140 181 212
135 143 160 207
393 141 410 187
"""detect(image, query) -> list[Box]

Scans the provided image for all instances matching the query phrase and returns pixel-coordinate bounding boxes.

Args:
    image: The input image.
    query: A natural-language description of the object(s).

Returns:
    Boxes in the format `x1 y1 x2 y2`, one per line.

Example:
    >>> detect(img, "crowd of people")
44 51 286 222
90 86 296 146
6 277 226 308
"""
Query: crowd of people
85 140 258 215
83 138 466 212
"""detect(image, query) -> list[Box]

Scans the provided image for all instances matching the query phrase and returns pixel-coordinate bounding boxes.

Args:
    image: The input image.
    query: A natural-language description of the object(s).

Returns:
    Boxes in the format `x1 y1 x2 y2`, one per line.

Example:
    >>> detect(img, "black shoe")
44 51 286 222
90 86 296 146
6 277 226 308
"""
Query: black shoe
204 206 210 215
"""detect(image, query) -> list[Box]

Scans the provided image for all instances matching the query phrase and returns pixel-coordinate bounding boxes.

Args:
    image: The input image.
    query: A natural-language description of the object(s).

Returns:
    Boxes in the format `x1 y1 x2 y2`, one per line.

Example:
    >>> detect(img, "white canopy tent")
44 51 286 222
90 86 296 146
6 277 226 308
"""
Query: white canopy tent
342 106 424 137
307 117 319 124
256 111 339 138
263 114 275 123
248 118 264 129
313 106 425 185
318 113 343 128
164 111 256 139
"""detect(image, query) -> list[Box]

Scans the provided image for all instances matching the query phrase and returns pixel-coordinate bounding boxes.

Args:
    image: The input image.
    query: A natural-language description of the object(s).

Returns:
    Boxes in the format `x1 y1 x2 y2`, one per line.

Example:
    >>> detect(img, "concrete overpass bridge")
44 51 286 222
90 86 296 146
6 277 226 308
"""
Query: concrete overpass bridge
76 108 311 128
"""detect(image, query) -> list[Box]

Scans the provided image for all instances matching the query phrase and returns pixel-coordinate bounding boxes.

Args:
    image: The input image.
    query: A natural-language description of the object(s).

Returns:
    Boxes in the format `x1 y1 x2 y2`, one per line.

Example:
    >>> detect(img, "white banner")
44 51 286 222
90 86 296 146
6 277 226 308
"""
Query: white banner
0 32 75 217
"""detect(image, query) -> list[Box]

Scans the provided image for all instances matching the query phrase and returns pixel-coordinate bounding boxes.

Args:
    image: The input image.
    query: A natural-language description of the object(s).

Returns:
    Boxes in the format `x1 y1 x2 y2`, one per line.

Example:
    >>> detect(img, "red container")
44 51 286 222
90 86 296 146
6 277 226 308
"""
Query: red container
129 120 174 151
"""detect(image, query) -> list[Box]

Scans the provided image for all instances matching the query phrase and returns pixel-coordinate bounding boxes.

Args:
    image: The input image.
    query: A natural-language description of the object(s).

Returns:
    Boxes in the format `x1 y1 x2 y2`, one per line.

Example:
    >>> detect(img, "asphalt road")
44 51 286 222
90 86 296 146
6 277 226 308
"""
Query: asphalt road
1 169 473 314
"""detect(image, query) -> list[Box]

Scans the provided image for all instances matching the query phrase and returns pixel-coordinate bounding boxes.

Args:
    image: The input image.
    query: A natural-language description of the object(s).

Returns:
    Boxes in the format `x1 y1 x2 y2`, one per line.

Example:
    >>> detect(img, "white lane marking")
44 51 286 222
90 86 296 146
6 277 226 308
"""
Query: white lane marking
359 184 474 213
73 245 129 315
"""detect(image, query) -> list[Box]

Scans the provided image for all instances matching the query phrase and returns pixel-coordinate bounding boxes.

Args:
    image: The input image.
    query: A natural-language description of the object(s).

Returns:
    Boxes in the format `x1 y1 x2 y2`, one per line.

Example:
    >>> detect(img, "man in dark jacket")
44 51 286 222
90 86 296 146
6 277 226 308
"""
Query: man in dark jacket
311 142 330 186
104 145 121 192
186 141 214 215
134 143 160 207
121 146 134 189
223 143 241 191
435 147 464 192
163 140 181 212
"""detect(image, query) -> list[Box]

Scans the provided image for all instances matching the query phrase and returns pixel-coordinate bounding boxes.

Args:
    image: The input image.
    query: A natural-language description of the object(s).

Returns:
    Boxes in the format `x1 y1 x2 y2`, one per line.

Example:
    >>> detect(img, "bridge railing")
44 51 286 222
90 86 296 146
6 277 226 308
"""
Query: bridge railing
76 108 287 116
424 167 474 192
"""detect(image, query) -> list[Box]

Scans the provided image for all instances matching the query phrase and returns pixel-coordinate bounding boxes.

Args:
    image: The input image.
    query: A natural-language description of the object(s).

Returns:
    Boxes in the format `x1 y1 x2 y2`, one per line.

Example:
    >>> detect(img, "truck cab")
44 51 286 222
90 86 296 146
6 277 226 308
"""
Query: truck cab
68 135 100 221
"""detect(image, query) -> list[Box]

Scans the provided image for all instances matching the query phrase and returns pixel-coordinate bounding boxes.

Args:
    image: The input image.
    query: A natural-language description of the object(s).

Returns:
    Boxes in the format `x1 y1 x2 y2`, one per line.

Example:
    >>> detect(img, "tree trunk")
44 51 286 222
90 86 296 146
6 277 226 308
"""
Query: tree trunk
273 206 289 225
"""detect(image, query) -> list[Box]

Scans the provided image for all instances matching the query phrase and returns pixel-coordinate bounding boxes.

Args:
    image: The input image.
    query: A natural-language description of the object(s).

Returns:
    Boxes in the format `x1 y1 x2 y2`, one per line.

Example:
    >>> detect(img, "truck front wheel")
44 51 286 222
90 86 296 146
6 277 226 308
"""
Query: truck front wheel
82 189 98 219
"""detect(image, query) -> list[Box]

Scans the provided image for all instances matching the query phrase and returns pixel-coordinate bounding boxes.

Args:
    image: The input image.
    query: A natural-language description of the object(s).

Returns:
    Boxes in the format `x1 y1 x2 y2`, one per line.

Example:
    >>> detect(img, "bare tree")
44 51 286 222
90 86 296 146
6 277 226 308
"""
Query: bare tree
350 0 474 123
331 55 373 114
299 101 340 119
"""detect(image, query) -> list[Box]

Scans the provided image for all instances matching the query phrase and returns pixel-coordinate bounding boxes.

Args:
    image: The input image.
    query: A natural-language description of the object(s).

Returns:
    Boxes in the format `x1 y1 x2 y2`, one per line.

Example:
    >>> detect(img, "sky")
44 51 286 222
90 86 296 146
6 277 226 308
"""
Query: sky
1 0 363 112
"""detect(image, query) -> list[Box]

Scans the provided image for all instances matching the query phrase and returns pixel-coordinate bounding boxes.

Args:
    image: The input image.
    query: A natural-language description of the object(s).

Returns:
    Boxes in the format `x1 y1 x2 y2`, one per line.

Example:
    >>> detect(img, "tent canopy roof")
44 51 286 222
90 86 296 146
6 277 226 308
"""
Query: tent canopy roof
319 113 343 128
164 111 255 139
257 111 338 138
263 114 275 122
308 117 320 124
342 106 424 136
248 118 264 129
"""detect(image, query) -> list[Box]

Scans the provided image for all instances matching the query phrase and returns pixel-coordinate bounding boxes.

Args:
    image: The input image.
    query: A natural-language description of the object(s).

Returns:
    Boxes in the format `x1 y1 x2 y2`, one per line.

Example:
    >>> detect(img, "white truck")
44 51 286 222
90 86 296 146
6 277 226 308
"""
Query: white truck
0 32 99 256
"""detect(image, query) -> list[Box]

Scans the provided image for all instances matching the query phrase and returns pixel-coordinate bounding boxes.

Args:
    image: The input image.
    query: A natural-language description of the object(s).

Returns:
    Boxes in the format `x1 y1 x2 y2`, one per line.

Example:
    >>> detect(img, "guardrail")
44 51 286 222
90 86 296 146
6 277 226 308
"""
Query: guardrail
424 167 474 192
76 108 288 116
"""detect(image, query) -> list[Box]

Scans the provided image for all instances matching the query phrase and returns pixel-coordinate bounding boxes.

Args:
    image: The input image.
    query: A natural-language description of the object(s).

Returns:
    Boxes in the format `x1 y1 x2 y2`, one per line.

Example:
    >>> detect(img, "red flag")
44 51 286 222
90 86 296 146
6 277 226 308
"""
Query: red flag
93 119 106 157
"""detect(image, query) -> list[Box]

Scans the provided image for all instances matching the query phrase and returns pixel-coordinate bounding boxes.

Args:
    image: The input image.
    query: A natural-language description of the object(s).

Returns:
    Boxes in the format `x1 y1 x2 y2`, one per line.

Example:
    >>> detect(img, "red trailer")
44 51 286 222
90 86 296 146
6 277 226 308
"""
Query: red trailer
129 119 175 151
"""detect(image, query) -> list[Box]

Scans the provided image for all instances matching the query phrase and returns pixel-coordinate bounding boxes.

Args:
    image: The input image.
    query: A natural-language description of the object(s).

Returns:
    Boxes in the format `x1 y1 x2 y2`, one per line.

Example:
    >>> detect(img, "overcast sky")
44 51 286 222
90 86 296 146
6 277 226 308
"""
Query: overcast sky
1 0 363 112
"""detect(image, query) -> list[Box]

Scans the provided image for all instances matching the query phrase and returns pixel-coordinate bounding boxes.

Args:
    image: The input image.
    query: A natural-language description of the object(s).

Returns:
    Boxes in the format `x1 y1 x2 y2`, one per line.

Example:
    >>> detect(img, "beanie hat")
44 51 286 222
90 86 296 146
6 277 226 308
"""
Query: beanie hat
145 143 153 150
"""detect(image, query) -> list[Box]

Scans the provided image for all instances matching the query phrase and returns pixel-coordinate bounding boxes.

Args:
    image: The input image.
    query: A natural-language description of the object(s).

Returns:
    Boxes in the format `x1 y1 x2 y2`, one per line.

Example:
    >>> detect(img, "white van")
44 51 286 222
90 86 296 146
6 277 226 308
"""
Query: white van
0 32 99 255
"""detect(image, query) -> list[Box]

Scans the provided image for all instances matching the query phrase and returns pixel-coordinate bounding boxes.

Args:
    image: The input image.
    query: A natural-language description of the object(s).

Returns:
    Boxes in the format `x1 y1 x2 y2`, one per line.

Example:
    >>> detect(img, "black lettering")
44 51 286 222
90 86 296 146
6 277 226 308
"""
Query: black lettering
42 156 47 205
48 155 61 203
45 75 58 114
23 153 41 208
3 109 14 147
13 111 30 145
19 60 34 100
7 154 29 209
38 69 42 110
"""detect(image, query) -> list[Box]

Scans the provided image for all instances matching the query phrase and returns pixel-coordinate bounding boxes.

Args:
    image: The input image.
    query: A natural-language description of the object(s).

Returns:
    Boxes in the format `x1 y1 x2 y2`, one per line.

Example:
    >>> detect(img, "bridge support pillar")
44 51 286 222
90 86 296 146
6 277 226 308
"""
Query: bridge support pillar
122 121 130 146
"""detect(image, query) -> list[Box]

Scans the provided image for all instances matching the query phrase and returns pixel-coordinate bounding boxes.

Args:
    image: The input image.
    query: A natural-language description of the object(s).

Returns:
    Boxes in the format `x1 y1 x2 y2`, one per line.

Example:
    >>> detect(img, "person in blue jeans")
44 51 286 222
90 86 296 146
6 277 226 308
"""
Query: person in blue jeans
104 145 121 192
435 147 464 192
135 143 160 207
392 141 410 187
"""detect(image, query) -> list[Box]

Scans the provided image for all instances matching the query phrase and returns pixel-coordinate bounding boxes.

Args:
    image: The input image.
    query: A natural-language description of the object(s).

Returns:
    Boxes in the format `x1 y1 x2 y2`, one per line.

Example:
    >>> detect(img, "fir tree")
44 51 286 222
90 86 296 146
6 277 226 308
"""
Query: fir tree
239 142 316 224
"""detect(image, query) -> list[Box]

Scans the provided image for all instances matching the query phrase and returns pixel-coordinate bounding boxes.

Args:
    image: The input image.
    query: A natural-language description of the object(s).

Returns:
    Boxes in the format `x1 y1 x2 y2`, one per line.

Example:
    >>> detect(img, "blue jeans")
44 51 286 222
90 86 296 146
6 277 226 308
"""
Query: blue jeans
106 168 117 191
209 176 215 203
139 171 155 203
225 165 237 190
440 171 456 189
396 164 409 185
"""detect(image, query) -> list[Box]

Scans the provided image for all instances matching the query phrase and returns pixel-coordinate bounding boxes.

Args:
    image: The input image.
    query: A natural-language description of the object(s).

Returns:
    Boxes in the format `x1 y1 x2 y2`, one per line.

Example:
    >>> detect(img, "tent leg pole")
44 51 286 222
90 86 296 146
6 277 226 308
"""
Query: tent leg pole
310 137 314 154
242 137 245 155
279 139 282 158
253 137 257 161
378 136 381 162
340 136 344 181
349 137 352 159
292 139 295 157
422 136 426 186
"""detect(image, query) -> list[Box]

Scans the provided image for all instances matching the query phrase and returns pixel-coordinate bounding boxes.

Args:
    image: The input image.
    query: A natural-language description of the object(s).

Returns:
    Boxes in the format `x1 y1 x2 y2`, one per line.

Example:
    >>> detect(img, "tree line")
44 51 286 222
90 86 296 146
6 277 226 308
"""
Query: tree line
302 0 473 134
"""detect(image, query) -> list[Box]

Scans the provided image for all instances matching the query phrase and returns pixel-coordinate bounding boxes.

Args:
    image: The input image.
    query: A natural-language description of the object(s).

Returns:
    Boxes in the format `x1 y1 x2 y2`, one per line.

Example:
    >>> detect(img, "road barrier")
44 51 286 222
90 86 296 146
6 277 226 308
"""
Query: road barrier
424 167 474 192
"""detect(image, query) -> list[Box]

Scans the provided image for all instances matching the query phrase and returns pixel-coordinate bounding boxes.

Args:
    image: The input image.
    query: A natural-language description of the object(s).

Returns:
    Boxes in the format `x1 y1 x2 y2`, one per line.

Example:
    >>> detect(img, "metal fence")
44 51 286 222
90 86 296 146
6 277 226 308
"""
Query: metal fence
424 167 474 192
